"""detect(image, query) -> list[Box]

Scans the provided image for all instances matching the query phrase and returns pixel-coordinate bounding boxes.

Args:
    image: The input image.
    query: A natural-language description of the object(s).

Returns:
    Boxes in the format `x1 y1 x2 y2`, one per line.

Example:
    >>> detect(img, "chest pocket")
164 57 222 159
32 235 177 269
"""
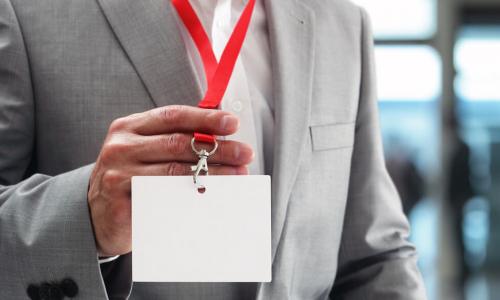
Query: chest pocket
309 122 355 151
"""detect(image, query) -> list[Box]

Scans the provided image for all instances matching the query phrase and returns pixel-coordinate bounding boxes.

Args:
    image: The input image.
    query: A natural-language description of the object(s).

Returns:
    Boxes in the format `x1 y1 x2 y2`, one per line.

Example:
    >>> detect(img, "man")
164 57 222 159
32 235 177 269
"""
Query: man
0 0 426 299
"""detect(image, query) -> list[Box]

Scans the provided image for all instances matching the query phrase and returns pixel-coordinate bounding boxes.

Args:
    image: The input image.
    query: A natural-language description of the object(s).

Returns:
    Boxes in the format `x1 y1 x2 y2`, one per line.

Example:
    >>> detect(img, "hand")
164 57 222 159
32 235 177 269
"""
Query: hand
88 105 253 256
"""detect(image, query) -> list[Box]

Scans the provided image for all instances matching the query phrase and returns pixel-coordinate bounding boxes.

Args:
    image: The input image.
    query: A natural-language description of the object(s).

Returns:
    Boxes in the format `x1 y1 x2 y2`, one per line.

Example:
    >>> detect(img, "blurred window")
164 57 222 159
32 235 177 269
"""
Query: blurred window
375 46 441 102
455 26 500 102
352 0 437 40
455 26 500 131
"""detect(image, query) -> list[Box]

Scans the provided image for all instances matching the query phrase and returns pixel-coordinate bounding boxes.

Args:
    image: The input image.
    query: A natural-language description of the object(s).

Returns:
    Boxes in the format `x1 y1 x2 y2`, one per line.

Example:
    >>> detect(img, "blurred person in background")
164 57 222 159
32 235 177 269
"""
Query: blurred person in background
447 116 476 289
386 135 425 217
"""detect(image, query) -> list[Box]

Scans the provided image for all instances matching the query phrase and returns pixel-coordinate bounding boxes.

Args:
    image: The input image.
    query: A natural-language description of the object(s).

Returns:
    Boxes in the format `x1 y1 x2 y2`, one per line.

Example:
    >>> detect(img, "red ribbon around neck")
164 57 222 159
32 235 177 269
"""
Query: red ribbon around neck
171 0 256 144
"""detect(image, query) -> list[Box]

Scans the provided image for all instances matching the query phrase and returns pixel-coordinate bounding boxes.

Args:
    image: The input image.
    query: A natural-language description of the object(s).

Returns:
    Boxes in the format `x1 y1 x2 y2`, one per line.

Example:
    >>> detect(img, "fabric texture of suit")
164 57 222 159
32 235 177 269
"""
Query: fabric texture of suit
0 0 426 299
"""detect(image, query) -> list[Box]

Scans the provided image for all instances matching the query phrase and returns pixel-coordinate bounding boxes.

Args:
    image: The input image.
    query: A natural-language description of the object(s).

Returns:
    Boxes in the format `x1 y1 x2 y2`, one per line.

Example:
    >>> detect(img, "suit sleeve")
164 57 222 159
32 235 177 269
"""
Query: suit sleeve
0 0 130 298
329 8 427 299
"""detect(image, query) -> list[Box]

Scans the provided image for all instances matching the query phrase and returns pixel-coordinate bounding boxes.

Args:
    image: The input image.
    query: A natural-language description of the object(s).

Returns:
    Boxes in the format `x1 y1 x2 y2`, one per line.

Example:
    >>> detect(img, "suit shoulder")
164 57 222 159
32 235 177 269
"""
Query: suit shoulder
319 0 363 15
309 0 363 25
306 0 364 38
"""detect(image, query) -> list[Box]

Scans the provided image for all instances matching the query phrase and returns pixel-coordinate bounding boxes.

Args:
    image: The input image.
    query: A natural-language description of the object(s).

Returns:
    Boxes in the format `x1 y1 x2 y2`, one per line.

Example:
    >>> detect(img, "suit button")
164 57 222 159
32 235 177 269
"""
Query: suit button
231 100 243 112
39 282 63 300
60 278 79 298
27 284 40 300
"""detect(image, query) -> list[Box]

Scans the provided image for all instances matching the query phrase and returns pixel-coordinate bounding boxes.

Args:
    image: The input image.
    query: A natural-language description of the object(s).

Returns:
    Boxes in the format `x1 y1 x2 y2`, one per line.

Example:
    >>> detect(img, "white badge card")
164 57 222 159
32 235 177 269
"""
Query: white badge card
132 175 272 282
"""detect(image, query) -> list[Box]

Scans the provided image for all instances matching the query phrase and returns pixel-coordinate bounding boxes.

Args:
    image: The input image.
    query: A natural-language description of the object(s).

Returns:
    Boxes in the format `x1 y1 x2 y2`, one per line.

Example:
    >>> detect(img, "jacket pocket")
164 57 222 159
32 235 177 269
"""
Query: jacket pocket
309 122 355 151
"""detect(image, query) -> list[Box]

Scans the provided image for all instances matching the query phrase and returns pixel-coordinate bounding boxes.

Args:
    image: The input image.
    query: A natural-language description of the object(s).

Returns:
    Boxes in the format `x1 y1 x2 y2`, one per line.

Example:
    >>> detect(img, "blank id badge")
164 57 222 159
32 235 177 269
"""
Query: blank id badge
131 175 272 282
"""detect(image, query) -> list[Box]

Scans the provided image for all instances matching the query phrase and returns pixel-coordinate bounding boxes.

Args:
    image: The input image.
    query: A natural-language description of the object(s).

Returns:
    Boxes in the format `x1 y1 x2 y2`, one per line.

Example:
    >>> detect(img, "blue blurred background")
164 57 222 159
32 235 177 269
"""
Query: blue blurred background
352 0 500 299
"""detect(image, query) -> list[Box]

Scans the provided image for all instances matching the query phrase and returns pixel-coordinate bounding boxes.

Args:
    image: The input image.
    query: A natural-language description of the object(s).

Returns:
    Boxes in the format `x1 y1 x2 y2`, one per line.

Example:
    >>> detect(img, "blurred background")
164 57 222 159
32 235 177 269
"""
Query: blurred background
352 0 500 299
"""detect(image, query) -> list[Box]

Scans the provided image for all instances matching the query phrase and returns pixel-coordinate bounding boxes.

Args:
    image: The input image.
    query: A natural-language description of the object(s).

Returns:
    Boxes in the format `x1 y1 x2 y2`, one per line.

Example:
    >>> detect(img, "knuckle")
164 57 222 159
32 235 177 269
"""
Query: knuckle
99 146 115 163
109 117 128 133
161 105 185 124
164 133 187 156
217 142 231 161
101 169 124 190
204 110 221 127
102 136 131 160
165 162 187 176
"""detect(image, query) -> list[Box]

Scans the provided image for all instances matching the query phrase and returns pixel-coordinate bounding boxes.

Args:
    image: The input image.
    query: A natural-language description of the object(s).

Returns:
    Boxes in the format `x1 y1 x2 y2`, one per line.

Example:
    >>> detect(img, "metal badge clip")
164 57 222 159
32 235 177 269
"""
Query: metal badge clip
191 137 218 186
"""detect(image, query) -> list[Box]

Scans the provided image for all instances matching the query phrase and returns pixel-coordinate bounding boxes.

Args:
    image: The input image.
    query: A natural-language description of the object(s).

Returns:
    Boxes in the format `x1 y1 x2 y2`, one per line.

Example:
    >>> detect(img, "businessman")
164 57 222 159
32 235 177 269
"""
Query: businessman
0 0 426 299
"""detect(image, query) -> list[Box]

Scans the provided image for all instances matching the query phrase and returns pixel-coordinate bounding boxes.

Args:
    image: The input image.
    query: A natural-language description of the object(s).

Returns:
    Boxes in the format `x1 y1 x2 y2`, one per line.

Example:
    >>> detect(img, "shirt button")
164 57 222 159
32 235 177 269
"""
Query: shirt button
216 20 226 28
231 100 243 112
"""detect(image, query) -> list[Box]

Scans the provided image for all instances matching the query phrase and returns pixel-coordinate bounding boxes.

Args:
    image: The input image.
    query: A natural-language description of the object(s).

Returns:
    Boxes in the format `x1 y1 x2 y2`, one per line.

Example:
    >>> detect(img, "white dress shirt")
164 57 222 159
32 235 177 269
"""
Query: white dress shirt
178 0 275 176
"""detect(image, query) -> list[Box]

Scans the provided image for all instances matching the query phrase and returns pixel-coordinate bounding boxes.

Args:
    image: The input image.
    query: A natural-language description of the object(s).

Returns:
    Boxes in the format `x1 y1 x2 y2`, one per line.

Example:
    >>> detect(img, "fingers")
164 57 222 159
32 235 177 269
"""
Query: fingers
139 162 249 176
111 105 240 136
131 133 254 166
102 163 249 195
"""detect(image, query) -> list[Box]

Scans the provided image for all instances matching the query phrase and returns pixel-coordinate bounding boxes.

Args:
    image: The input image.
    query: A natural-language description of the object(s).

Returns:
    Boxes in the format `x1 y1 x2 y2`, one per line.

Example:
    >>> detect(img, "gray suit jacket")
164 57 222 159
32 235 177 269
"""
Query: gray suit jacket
0 0 426 299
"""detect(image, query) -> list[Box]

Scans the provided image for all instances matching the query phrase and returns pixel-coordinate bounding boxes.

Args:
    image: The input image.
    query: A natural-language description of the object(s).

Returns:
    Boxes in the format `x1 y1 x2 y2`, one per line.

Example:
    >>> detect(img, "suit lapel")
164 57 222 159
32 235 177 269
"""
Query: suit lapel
266 0 316 262
96 0 202 108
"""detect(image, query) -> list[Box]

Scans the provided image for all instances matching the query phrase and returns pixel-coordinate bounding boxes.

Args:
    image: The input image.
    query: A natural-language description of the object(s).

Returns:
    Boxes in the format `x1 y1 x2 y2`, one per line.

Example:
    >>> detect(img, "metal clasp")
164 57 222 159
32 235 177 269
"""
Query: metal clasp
190 137 218 186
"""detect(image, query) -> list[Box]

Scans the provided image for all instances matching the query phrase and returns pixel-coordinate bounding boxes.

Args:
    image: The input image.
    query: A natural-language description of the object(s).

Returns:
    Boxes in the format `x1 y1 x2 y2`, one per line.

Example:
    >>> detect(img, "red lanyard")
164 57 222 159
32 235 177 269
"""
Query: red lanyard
171 0 256 144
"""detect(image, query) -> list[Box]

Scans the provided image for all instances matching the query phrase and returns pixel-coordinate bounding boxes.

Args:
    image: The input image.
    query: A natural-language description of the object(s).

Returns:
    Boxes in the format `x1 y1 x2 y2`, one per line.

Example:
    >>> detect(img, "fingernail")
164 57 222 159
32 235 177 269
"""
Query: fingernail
239 146 254 163
220 115 239 131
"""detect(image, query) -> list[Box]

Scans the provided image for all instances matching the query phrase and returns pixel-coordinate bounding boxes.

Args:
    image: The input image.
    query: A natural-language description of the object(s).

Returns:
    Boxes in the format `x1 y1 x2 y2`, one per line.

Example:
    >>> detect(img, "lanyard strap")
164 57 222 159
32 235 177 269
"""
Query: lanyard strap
172 0 256 144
